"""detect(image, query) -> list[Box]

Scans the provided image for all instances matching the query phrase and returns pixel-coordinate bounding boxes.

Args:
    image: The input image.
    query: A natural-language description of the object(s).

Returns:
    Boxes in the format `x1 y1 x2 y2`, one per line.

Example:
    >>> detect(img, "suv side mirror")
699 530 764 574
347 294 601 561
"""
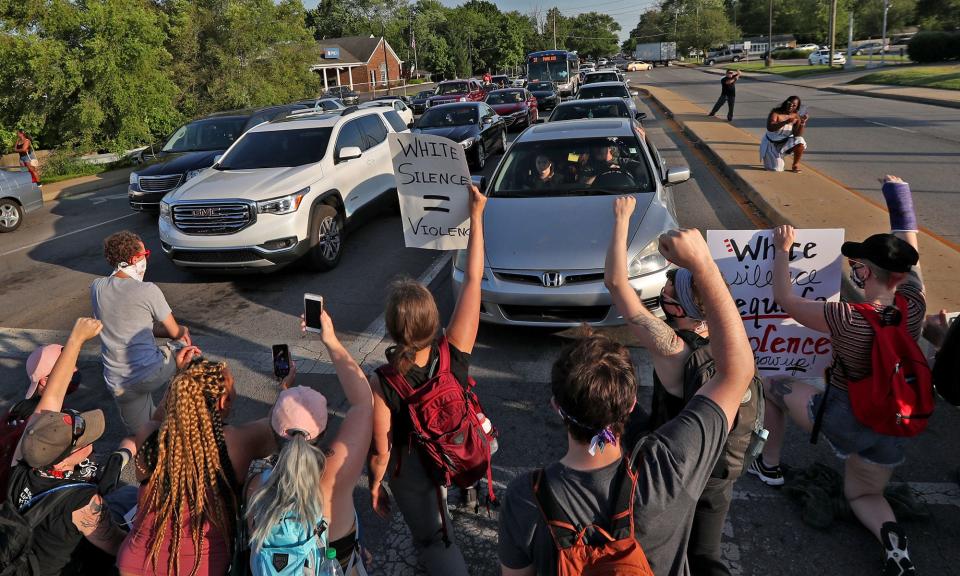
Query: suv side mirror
664 166 691 185
338 146 362 162
212 154 224 167
482 116 493 125
635 112 647 121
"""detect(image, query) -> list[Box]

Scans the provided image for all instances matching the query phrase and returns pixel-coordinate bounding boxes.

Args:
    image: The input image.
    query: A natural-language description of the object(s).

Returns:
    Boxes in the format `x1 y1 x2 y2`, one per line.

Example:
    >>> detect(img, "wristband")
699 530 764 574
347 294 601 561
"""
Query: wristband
882 181 918 232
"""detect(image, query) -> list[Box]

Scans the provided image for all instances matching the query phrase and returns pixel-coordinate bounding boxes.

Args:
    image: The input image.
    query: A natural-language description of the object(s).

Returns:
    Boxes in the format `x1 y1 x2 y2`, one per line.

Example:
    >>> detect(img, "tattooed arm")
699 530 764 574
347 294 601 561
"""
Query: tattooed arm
73 493 127 555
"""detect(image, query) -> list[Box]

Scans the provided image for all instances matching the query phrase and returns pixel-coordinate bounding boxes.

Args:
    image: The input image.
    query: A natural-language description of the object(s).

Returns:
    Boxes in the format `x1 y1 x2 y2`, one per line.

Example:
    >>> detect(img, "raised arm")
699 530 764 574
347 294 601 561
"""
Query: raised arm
659 229 755 427
73 493 127 555
772 225 829 333
881 174 923 289
34 318 102 417
603 197 687 393
446 184 487 354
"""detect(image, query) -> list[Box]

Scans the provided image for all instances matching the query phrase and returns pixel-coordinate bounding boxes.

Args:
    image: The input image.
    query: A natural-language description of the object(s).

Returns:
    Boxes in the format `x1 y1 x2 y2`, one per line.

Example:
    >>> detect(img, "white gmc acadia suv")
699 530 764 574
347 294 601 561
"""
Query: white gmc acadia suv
158 106 410 271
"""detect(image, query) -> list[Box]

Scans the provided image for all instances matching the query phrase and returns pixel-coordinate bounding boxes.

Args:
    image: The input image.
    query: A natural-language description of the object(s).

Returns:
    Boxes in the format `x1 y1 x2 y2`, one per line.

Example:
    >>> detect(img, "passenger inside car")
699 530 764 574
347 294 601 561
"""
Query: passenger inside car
529 155 562 189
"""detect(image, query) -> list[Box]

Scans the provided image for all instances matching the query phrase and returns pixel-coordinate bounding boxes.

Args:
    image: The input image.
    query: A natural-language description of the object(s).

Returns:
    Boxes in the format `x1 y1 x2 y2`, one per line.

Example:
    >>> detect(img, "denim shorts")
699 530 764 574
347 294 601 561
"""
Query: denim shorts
807 388 906 467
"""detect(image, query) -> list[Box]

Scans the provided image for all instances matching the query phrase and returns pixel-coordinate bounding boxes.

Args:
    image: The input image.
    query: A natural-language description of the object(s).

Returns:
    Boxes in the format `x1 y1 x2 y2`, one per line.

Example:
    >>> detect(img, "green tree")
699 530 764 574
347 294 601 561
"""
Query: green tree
623 9 670 53
566 12 621 58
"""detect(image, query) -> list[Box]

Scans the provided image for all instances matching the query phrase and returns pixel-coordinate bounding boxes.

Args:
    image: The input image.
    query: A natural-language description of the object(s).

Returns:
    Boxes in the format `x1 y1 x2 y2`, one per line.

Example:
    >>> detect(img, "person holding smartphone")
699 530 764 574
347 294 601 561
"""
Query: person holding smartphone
708 69 741 122
760 95 808 173
367 184 487 576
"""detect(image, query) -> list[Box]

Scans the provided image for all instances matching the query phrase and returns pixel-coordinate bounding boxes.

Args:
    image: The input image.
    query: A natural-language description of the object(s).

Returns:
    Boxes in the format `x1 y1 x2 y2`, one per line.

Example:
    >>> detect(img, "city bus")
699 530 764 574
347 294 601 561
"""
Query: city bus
526 50 580 96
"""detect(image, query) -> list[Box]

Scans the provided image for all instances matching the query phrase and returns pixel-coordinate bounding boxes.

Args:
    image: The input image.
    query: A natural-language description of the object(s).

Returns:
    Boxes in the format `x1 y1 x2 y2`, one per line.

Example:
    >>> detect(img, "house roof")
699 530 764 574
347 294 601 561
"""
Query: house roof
313 35 403 68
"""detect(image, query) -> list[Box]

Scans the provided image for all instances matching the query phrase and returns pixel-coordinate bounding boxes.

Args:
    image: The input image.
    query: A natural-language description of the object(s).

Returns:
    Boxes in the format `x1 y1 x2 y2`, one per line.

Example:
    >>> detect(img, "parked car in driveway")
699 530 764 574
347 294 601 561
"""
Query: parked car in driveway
323 86 360 105
704 48 747 66
158 107 408 272
129 104 306 212
413 102 507 170
854 41 889 55
453 118 689 326
548 98 644 122
411 89 435 114
485 88 538 130
527 81 560 111
0 168 42 232
797 43 820 51
359 98 414 126
426 79 487 109
809 49 846 65
575 82 640 119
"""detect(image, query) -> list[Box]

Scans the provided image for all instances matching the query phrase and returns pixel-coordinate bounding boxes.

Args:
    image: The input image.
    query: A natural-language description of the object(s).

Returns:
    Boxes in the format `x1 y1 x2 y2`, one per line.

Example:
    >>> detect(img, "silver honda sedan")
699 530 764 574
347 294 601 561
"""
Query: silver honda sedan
452 118 690 326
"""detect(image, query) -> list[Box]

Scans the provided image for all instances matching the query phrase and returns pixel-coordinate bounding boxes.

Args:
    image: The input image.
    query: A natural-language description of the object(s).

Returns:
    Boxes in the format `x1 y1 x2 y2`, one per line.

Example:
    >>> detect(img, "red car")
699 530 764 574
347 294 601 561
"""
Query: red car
485 88 539 130
426 79 487 109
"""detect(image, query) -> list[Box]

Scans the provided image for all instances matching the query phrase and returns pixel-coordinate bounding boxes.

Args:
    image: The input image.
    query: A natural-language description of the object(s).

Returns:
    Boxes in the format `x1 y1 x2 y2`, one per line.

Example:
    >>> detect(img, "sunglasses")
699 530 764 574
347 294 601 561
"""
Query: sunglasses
134 249 151 261
63 409 86 446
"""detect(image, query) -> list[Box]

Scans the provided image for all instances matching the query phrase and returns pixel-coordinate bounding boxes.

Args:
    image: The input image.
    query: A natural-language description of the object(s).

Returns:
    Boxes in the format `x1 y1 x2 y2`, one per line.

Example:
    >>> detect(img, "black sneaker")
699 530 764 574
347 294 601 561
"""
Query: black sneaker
881 522 916 575
747 457 785 486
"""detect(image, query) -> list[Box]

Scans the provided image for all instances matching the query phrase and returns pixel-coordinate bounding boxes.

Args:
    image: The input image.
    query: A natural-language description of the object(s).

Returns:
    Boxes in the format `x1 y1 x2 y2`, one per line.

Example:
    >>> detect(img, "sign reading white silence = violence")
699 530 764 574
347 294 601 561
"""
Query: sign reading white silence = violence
389 132 473 251
707 229 844 377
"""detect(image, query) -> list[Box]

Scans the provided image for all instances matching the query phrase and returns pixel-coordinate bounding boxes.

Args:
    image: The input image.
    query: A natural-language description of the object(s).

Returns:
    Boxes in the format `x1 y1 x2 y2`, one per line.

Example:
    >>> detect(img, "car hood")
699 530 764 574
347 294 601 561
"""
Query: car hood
137 150 223 175
491 103 525 114
484 194 653 270
428 93 468 101
165 164 320 203
413 125 479 141
530 91 557 99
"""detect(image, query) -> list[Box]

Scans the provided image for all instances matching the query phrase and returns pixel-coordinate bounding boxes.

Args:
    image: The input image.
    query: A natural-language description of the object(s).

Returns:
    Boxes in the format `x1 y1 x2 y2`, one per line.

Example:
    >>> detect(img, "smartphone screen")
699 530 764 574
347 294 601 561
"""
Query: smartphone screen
304 294 323 333
798 105 808 117
272 344 290 378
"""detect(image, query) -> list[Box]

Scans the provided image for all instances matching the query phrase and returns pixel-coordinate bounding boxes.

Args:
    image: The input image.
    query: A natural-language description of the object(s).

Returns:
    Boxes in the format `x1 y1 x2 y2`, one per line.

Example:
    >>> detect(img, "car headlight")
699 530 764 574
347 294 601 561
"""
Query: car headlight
459 137 476 150
458 97 467 102
159 201 171 222
628 239 668 278
184 169 202 182
256 187 309 215
129 172 139 186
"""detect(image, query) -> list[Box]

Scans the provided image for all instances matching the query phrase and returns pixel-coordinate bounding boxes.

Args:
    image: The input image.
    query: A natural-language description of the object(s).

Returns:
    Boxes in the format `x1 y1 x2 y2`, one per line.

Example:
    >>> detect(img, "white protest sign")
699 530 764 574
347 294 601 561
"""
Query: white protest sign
707 229 844 377
389 132 472 250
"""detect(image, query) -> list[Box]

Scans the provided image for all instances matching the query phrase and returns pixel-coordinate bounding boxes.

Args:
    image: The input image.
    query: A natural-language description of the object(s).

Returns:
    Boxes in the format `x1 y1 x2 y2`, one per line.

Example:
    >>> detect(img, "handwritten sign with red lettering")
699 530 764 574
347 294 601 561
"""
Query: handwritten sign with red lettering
707 229 844 376
390 133 472 250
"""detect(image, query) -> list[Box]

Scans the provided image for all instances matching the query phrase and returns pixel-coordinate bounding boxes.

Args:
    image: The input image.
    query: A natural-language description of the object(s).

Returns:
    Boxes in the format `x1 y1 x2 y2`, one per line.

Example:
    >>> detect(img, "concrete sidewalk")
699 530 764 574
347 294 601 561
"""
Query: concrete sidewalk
686 63 960 109
40 166 134 202
640 84 959 312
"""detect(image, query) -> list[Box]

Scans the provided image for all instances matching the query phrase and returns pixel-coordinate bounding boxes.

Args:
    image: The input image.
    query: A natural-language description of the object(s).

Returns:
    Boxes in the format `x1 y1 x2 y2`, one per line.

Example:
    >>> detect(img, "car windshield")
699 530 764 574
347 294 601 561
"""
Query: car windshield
416 90 434 98
418 106 478 128
551 101 629 121
530 82 555 91
490 136 654 198
578 85 629 99
487 91 524 104
161 118 247 153
437 82 469 95
586 73 619 83
216 127 333 170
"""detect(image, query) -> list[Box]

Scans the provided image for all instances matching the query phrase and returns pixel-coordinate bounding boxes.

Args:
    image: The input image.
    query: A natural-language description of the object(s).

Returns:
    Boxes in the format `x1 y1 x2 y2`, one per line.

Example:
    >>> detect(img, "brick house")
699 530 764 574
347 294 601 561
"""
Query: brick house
310 35 405 93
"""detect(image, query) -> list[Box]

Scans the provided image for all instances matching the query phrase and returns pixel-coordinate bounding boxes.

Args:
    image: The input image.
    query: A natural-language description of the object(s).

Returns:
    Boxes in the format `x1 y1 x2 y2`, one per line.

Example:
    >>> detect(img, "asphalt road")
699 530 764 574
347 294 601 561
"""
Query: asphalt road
1 95 958 575
626 66 960 245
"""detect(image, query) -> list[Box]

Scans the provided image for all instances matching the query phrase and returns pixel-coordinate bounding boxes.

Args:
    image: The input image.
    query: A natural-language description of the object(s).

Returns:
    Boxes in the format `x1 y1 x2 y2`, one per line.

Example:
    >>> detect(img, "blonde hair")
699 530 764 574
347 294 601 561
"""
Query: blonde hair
140 360 235 576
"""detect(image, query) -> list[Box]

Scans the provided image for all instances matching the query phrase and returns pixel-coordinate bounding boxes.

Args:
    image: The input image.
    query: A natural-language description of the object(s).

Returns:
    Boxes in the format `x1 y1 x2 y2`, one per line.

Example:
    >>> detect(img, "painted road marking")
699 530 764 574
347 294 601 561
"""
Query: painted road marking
91 192 131 205
0 212 139 258
867 119 918 134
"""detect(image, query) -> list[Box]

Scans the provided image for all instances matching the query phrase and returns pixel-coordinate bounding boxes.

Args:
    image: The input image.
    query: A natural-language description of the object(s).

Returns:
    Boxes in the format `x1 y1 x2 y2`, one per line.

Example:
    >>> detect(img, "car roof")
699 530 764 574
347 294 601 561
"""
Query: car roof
253 108 384 131
425 102 482 110
489 88 524 93
555 97 626 107
579 81 627 88
517 119 634 142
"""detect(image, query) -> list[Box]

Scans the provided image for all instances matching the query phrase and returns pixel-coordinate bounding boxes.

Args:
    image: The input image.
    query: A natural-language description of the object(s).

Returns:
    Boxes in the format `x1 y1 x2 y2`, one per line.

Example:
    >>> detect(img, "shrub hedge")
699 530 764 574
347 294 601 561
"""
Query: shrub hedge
908 31 960 63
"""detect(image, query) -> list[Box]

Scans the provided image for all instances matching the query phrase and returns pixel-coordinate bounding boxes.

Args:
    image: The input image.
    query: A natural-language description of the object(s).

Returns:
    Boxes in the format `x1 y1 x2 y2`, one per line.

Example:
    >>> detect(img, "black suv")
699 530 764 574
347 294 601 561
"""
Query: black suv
128 104 306 212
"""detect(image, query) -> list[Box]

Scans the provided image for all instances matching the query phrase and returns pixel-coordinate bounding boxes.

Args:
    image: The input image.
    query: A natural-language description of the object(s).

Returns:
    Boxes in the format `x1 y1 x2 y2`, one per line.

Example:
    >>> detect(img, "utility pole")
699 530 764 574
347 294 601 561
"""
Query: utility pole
880 0 889 66
765 0 773 67
844 9 855 70
382 21 390 94
553 11 557 50
828 0 838 69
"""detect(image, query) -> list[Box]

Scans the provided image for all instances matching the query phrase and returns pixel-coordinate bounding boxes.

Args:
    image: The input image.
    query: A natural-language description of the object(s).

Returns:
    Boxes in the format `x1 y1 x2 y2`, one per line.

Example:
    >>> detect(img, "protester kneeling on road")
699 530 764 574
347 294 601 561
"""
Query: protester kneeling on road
498 228 757 576
91 230 192 435
760 96 808 173
750 175 925 576
604 196 765 576
117 353 277 576
4 318 136 576
244 309 372 575
367 185 488 576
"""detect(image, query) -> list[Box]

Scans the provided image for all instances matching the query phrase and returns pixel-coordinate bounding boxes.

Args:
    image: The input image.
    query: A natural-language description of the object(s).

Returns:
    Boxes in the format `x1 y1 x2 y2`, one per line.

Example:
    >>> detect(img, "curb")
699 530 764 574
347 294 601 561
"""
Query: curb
42 166 134 203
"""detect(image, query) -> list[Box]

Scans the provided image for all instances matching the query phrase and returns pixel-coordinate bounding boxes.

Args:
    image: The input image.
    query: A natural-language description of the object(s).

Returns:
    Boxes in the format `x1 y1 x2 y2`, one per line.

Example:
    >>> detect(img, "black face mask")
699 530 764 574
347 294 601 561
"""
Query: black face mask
659 292 687 322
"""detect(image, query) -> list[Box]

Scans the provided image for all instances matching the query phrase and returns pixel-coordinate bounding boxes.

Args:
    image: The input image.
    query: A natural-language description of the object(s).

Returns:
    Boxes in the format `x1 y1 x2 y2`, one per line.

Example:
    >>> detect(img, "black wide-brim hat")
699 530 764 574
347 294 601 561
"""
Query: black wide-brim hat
841 233 919 273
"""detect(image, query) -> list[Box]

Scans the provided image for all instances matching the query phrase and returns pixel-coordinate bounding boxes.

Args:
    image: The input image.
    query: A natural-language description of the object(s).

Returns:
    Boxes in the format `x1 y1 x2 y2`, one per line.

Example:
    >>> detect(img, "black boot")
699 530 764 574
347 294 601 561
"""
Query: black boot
881 522 916 575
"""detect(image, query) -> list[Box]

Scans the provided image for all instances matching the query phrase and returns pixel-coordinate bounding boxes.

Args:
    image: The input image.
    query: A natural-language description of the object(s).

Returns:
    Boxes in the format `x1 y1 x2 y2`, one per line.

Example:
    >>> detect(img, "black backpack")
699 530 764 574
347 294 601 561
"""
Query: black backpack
0 482 93 576
650 330 765 479
932 317 960 406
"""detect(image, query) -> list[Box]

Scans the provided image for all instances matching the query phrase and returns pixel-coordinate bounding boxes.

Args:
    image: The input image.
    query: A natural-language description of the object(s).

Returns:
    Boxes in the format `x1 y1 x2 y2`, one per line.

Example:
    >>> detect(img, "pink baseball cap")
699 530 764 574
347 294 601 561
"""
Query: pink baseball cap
271 387 328 441
25 345 64 399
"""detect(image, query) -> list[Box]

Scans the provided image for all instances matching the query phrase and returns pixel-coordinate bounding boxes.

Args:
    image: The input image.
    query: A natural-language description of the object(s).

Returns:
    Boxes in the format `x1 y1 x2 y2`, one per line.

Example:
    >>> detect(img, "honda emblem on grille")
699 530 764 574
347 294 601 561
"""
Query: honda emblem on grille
541 272 565 287
191 207 219 217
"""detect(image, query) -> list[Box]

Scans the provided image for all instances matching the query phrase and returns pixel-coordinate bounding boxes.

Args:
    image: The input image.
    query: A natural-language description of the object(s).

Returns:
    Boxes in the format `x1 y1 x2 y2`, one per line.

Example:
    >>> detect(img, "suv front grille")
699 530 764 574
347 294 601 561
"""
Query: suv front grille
139 174 183 193
500 305 610 323
172 249 262 263
493 270 605 286
172 203 254 235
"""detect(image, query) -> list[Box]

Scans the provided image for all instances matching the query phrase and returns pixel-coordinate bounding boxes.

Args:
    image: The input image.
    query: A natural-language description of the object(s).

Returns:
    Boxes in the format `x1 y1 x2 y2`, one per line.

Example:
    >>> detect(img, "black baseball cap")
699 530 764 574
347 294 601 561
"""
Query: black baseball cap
841 233 918 273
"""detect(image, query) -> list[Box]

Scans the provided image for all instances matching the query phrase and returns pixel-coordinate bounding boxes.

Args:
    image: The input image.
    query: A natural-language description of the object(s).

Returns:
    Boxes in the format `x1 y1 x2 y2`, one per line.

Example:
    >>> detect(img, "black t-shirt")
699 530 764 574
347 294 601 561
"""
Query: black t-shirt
498 396 728 576
720 76 737 95
8 462 99 576
379 340 471 446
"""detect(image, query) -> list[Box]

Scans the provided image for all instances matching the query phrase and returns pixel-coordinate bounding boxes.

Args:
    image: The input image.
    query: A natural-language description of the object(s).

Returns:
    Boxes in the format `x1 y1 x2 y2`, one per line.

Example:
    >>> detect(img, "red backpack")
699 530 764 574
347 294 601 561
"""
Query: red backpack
845 295 934 437
376 337 497 541
533 459 654 576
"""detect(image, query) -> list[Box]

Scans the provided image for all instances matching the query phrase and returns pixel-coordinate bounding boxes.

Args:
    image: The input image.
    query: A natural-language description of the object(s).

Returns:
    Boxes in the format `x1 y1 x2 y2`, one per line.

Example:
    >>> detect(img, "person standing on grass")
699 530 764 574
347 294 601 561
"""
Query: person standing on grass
708 70 741 122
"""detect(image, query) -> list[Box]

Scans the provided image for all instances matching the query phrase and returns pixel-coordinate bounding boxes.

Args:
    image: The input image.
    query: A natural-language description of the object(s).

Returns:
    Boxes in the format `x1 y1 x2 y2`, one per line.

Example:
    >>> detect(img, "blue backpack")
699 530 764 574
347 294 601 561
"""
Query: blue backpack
250 470 328 576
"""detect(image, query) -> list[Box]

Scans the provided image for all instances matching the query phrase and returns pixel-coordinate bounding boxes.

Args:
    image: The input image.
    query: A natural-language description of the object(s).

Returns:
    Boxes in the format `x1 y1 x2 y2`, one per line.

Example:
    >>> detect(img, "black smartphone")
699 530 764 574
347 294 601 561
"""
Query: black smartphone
304 293 324 333
272 344 290 379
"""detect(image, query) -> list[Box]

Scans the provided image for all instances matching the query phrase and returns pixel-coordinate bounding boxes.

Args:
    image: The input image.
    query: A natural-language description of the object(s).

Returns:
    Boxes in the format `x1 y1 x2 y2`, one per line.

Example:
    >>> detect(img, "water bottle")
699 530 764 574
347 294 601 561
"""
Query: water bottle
318 547 344 576
476 412 498 454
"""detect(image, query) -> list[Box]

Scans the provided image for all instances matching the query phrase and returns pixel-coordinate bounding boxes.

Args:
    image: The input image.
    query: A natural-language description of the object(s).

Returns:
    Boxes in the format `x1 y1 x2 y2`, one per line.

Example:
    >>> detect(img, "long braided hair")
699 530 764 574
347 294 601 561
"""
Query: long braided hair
140 359 238 576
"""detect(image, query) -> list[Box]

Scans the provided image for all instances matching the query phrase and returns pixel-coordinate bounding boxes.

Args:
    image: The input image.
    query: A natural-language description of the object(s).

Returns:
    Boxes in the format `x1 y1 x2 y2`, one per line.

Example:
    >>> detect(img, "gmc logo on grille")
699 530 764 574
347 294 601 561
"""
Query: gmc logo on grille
191 208 219 217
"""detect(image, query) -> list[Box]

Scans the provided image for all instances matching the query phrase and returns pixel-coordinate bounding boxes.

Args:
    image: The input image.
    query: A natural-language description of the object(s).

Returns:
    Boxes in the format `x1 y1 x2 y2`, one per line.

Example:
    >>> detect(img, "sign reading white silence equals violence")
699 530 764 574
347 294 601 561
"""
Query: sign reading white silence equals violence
707 229 844 377
389 132 473 251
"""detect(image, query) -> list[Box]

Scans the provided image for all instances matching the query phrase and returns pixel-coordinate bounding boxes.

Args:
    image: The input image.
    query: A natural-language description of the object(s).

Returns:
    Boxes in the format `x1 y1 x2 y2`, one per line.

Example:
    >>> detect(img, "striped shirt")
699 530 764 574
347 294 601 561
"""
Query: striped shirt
823 278 925 391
